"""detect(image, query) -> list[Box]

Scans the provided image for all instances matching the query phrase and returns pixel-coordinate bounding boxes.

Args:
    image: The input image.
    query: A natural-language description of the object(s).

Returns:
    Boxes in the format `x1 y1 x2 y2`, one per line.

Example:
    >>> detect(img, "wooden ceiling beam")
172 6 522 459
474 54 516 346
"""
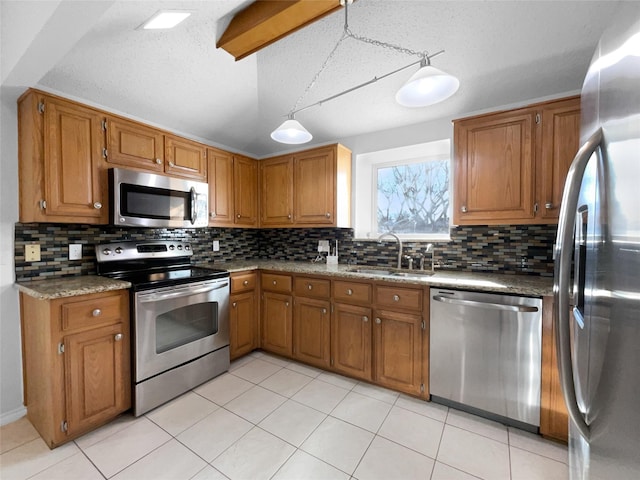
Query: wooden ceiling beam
217 0 342 61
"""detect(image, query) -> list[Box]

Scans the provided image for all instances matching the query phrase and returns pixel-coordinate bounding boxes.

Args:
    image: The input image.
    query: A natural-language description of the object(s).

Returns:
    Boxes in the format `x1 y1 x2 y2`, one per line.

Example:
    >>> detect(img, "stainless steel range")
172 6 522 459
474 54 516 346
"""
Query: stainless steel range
96 240 230 416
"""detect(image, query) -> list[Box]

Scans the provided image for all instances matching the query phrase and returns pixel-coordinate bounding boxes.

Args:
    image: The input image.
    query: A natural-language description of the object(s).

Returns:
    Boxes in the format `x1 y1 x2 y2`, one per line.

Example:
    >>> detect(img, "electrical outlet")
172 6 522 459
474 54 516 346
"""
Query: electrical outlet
69 244 83 260
318 240 330 253
25 244 41 262
212 240 220 252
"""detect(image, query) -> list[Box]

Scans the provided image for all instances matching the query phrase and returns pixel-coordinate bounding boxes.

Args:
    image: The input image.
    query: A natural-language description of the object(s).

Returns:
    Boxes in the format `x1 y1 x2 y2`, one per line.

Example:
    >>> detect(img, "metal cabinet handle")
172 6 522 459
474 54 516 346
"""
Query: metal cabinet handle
322 308 327 314
307 284 313 290
237 214 241 219
346 288 353 296
545 202 554 209
273 280 277 285
325 212 331 218
114 333 123 341
155 158 162 165
392 294 400 302
168 161 175 167
93 202 102 210
461 205 468 213
285 301 289 307
362 316 369 322
232 302 237 308
92 309 101 317
243 280 249 286
210 212 216 218
288 214 292 219
375 317 381 324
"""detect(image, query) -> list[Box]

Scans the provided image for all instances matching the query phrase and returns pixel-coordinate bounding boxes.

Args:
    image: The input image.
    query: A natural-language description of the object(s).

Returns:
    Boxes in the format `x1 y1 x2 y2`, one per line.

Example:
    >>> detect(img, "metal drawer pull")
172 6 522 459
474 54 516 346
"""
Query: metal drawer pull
114 333 123 341
432 295 539 313
461 205 468 213
308 284 313 290
288 214 292 219
545 202 554 209
237 214 241 219
93 202 102 210
155 158 162 164
169 161 175 167
325 212 331 218
243 280 249 286
375 317 381 324
232 302 237 308
393 294 400 302
322 308 327 314
285 302 289 307
92 309 102 317
362 316 369 322
273 280 277 285
210 212 216 218
346 288 353 296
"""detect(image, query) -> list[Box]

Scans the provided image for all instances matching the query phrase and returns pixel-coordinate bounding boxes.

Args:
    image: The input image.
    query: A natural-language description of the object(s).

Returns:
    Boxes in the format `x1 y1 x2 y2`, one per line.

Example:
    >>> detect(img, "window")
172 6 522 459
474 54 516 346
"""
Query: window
355 139 451 240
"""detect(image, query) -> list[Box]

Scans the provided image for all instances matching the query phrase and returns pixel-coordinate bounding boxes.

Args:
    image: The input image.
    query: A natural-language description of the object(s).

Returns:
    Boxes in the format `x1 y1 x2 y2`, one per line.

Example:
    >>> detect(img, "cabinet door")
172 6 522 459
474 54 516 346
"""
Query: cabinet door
261 156 294 226
331 303 372 381
261 292 293 357
43 97 107 222
165 135 207 181
208 148 235 226
294 146 335 225
454 109 536 224
293 298 330 368
234 155 258 226
230 291 258 360
537 97 581 222
64 323 130 437
373 310 423 395
106 116 164 172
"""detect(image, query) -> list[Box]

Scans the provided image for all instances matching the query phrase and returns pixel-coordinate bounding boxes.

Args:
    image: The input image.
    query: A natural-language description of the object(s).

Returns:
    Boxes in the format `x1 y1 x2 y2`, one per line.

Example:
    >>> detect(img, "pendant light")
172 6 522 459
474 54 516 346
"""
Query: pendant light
270 0 459 144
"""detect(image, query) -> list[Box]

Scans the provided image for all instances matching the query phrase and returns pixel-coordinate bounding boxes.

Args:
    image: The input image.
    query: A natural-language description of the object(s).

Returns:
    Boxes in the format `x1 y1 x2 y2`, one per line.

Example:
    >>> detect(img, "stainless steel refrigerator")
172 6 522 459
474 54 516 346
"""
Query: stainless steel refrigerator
554 8 640 480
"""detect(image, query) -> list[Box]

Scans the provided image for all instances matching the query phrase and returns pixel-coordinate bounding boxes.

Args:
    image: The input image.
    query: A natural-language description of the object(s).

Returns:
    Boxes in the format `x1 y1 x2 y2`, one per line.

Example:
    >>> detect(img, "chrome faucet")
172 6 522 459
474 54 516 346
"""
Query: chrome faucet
425 243 435 272
377 232 403 269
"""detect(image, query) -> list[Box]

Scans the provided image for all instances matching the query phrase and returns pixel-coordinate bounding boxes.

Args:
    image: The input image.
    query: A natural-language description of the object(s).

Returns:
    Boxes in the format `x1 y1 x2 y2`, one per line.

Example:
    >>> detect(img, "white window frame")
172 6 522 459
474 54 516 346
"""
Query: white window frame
354 139 452 241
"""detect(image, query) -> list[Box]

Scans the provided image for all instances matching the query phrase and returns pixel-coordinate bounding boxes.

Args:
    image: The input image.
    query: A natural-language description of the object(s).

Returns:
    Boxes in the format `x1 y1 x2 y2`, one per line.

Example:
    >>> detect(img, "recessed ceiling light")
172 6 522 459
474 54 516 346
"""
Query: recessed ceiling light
139 10 191 30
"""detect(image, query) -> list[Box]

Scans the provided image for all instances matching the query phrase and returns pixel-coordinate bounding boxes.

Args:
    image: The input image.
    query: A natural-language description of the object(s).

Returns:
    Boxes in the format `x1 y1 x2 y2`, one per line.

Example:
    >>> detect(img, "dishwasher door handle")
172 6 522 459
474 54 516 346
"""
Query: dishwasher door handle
432 295 539 313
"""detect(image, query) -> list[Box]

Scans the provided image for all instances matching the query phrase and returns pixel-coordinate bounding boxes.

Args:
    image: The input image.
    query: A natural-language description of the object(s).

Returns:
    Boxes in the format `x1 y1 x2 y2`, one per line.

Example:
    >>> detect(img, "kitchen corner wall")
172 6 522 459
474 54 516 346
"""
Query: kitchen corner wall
14 223 556 281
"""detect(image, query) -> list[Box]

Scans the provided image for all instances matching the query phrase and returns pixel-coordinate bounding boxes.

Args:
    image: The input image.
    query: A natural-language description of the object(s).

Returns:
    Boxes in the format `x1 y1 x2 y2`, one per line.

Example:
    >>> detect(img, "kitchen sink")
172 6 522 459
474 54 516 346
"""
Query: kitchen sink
347 267 434 278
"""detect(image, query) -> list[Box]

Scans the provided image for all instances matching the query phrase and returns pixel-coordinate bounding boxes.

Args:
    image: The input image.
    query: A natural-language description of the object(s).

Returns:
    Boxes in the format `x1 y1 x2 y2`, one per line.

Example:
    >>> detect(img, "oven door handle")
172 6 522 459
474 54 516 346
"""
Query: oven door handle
138 282 228 303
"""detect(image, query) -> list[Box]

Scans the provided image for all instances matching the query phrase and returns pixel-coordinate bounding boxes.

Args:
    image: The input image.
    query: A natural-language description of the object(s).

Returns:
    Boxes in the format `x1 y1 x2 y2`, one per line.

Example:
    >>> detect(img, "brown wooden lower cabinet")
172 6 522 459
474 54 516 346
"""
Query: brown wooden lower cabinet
373 309 424 396
293 297 331 368
261 291 293 357
540 295 569 442
20 289 130 448
230 290 258 360
331 303 372 381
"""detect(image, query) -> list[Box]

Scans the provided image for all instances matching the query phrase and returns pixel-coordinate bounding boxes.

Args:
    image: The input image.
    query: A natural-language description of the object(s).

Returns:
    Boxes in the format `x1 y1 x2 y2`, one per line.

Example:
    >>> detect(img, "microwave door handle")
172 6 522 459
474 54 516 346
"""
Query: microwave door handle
554 127 603 441
190 187 197 225
139 282 229 303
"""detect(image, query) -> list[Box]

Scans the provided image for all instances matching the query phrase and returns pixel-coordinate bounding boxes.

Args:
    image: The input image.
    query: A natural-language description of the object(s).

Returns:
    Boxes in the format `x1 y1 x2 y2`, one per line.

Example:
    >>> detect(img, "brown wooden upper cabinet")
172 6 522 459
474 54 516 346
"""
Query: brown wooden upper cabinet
208 149 259 227
260 144 352 228
105 116 207 181
453 96 580 225
18 90 108 224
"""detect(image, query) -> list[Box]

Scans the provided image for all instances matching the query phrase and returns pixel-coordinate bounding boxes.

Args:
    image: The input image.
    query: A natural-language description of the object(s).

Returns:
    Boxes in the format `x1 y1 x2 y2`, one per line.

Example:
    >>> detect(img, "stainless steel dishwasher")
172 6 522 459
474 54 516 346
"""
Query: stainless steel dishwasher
430 288 542 430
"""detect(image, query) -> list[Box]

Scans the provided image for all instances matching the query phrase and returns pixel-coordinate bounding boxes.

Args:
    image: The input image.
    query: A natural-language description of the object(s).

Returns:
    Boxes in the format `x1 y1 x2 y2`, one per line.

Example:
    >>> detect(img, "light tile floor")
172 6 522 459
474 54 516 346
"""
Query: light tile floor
0 351 569 480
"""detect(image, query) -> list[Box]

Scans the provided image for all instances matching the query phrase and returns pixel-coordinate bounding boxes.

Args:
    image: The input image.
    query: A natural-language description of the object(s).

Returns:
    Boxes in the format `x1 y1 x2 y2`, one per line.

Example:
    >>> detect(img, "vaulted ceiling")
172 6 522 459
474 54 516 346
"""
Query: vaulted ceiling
1 0 631 157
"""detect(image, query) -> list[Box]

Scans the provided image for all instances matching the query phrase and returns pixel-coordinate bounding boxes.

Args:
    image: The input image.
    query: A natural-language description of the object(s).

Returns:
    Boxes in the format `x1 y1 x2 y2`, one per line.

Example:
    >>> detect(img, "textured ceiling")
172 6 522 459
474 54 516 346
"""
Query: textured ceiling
11 0 631 157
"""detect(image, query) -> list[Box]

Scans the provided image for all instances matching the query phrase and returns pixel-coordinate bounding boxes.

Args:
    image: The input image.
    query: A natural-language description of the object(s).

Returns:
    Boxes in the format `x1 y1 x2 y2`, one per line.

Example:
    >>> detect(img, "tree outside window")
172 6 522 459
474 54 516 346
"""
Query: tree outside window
376 159 449 235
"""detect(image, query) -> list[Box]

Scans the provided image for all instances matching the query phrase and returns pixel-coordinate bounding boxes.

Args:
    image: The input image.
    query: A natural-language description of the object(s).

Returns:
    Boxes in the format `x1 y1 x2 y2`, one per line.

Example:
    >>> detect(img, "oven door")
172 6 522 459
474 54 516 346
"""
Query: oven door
134 278 229 382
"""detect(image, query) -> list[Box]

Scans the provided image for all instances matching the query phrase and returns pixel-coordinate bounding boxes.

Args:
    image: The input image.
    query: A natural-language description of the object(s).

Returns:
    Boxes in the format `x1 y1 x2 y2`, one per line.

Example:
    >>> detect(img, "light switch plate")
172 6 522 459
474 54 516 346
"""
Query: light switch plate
69 244 83 260
212 240 220 252
25 244 41 262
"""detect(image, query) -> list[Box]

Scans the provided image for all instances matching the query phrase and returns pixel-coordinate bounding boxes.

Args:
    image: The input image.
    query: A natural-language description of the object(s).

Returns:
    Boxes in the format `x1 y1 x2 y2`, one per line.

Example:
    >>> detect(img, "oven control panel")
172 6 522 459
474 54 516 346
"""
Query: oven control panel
96 240 193 262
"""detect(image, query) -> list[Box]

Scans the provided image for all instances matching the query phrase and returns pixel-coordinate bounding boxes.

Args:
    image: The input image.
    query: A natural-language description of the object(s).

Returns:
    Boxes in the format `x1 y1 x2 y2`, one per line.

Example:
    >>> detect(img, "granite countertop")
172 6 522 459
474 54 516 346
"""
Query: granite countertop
15 275 131 300
213 260 554 297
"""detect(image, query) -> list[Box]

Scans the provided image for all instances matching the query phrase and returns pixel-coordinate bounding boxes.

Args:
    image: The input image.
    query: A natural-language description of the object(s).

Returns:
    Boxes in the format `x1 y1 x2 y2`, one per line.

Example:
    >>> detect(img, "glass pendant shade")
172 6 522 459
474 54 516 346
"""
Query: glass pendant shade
270 118 313 144
396 65 460 107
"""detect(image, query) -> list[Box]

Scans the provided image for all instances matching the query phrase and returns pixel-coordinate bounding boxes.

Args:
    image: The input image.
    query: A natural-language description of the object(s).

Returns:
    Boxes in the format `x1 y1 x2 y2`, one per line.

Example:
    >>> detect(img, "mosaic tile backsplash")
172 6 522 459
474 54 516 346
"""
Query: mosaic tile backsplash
14 223 557 281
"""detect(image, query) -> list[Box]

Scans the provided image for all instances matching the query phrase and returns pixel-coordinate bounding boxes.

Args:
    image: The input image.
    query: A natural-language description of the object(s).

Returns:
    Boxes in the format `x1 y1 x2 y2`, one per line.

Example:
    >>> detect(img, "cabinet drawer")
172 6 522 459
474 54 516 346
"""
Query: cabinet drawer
375 285 423 312
294 276 330 299
333 280 372 304
261 273 292 293
231 272 257 293
61 293 125 332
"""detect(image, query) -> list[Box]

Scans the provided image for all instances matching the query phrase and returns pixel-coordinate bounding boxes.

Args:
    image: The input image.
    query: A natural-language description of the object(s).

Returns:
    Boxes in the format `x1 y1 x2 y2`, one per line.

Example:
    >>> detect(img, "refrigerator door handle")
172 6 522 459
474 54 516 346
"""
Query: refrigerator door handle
554 127 604 441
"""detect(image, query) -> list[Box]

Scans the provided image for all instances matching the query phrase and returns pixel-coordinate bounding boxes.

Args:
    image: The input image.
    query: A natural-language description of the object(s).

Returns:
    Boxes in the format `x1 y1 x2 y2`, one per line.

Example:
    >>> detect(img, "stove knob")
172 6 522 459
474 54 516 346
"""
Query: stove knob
185 245 191 250
169 245 175 250
115 247 123 254
102 248 112 256
177 245 183 250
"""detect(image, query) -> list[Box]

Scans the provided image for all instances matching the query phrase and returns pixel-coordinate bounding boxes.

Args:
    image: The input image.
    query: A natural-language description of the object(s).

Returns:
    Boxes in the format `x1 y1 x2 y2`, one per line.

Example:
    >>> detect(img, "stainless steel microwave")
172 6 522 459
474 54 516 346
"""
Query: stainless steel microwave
109 168 208 228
